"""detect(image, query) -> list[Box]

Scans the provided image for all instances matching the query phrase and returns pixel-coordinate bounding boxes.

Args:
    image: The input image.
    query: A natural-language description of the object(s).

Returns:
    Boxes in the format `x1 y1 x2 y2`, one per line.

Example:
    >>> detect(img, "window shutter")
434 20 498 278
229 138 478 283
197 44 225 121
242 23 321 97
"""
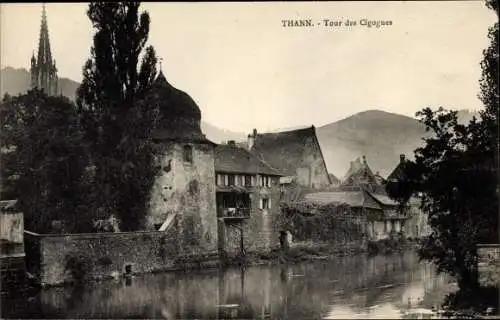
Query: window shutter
259 198 263 209
224 175 229 186
268 198 271 209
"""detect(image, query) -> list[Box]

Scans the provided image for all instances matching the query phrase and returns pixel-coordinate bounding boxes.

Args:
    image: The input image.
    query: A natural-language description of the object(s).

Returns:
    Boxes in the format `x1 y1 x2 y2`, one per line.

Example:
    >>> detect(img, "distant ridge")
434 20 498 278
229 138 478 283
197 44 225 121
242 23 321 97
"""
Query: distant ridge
1 66 480 177
1 67 80 101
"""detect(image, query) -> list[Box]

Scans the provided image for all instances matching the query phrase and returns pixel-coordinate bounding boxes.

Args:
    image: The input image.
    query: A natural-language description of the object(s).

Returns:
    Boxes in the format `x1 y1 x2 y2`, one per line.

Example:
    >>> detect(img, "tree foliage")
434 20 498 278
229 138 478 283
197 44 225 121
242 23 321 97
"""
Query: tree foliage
387 1 498 297
280 203 365 243
0 90 92 233
76 2 161 231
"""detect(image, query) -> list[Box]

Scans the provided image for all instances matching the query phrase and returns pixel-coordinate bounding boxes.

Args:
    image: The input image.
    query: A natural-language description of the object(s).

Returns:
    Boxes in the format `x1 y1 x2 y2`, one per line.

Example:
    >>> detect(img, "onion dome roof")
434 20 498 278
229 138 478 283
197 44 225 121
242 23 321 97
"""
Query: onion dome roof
150 71 211 144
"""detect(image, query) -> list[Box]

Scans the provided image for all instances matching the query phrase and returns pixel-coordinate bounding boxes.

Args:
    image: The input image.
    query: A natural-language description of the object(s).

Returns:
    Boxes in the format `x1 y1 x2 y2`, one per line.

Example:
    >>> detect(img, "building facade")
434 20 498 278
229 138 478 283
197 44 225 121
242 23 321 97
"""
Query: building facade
245 126 332 191
215 141 282 257
30 5 59 96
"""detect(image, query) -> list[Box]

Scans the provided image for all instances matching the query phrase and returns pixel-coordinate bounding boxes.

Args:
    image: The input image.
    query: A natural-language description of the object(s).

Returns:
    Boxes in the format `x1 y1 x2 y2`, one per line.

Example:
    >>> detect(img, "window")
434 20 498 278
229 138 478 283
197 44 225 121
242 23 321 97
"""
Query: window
244 175 252 187
259 175 271 187
183 145 193 163
260 198 270 210
228 174 235 186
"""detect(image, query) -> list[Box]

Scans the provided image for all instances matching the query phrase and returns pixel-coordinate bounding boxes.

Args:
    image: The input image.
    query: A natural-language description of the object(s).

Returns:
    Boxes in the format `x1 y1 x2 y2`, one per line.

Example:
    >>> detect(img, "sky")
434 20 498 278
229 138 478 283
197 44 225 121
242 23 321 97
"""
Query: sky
0 2 496 133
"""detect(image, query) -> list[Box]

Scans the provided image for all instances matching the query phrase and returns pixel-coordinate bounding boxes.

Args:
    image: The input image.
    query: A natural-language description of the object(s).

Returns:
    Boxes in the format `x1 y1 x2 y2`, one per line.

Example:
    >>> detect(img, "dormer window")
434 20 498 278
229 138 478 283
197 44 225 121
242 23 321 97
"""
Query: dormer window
183 145 193 163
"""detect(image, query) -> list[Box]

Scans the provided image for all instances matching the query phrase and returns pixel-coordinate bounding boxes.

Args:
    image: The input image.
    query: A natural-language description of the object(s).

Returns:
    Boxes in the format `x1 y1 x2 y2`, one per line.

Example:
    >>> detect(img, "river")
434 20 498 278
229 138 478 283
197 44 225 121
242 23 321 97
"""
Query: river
2 251 453 319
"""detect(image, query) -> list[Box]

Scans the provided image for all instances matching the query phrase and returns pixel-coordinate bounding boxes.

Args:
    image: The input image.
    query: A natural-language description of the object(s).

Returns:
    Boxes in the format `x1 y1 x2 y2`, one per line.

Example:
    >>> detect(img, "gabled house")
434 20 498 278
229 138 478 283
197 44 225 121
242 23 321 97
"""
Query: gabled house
215 141 282 257
245 126 332 190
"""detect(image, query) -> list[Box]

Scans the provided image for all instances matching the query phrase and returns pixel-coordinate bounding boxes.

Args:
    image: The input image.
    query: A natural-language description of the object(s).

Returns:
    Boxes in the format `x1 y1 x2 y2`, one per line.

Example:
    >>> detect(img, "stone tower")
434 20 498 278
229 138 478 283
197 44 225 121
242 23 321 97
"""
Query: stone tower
30 4 58 96
148 70 218 255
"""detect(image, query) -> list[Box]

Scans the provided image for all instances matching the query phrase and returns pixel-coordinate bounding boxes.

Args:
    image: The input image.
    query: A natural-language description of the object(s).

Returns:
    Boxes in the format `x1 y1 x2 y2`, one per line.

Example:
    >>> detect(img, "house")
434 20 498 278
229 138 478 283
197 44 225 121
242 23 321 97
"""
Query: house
214 141 282 257
339 156 404 240
386 154 431 239
148 71 219 255
289 156 405 243
245 127 332 191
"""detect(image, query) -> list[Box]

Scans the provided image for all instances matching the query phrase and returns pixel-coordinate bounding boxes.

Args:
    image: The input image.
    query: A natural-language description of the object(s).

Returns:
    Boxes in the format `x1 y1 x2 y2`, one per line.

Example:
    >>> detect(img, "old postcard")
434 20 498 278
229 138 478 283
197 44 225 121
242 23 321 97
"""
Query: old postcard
1 1 498 319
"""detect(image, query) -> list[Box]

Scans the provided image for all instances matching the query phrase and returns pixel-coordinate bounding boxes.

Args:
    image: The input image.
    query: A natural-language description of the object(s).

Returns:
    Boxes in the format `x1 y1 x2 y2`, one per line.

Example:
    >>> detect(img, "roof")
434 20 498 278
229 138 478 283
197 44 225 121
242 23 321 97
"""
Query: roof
250 126 331 183
387 162 406 182
341 156 386 194
301 189 382 210
149 71 211 143
387 155 410 182
368 192 399 206
215 143 282 176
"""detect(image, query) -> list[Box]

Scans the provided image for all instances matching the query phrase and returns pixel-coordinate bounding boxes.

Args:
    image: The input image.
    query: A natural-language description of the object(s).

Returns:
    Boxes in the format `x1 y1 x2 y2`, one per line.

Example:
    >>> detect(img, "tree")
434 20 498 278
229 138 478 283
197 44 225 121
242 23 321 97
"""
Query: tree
76 2 160 231
0 90 91 233
387 0 498 310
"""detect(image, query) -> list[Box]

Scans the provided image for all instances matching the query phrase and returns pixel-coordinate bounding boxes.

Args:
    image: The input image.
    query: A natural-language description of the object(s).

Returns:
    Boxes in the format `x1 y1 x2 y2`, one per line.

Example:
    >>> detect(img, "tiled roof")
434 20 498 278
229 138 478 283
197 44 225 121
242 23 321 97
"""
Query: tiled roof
301 189 382 210
215 143 282 176
250 126 331 183
368 192 399 206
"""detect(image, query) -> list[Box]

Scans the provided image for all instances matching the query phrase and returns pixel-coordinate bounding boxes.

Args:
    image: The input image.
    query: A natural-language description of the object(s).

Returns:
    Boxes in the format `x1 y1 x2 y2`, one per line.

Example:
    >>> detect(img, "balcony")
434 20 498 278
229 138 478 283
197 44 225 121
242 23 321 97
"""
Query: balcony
218 208 251 221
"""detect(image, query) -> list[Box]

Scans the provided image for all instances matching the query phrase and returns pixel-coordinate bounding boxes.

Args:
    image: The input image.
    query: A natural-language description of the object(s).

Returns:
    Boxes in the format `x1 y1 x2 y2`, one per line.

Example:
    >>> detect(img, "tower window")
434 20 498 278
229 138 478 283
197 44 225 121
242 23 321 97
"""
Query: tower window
183 145 193 163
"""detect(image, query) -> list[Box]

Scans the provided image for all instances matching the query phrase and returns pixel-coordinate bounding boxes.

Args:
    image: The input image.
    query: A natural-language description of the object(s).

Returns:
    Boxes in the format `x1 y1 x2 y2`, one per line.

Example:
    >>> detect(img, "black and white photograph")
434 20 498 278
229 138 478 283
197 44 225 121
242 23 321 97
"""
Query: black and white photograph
0 1 498 319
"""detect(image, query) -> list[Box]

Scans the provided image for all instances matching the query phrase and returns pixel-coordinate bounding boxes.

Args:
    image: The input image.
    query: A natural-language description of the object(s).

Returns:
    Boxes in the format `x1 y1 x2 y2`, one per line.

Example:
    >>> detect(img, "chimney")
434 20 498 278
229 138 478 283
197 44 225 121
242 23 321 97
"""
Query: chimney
248 128 257 150
362 155 367 165
228 140 235 146
400 154 406 163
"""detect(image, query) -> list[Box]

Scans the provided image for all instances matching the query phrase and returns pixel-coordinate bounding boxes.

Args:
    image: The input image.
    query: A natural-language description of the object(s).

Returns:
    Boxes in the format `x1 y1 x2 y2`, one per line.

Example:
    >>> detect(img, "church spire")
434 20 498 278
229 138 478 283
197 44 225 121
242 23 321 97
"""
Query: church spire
31 3 58 95
37 3 52 66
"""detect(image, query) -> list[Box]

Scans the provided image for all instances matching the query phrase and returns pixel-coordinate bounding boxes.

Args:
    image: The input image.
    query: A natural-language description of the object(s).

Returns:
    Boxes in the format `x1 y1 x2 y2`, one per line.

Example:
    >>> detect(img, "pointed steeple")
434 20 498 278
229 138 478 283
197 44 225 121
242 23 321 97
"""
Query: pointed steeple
30 3 58 95
37 3 52 66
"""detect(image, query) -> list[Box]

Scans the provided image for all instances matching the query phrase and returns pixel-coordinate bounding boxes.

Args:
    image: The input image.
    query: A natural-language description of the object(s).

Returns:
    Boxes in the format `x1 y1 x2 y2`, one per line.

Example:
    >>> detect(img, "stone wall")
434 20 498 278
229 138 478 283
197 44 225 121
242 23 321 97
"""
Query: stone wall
477 244 500 287
220 176 281 256
24 230 181 286
149 141 218 255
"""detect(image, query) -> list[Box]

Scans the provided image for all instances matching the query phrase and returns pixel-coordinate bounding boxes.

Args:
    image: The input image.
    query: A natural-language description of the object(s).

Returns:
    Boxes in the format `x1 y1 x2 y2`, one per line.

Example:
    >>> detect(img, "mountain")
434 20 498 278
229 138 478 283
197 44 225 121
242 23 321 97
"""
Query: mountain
316 109 479 179
0 66 246 144
1 67 80 101
1 67 480 177
200 122 246 143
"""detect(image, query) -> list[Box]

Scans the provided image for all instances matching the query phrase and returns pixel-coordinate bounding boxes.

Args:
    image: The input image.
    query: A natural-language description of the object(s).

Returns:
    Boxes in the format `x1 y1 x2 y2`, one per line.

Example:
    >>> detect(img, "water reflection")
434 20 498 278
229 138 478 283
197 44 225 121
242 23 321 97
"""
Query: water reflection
2 251 450 319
